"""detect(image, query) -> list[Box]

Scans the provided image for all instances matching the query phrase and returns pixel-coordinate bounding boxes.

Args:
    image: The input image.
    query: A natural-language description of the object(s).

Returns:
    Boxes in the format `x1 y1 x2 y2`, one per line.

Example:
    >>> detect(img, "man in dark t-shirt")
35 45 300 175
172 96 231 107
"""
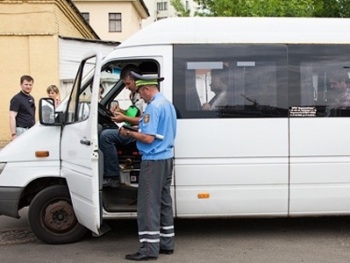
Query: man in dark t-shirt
9 75 35 140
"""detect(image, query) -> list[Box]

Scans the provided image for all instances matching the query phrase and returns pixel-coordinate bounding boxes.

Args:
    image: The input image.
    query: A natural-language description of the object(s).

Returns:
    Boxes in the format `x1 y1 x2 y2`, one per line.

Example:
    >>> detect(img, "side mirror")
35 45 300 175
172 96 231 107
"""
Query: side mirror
39 98 55 125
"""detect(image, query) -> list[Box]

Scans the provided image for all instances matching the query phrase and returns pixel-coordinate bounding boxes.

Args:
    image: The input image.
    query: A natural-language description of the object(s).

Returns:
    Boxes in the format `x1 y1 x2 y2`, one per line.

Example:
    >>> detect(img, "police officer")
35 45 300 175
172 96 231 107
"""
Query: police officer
120 72 177 261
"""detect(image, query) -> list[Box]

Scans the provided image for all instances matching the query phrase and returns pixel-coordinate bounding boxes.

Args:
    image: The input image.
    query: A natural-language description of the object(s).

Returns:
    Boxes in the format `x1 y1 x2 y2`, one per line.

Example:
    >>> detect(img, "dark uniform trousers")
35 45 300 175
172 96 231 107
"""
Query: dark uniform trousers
137 158 174 257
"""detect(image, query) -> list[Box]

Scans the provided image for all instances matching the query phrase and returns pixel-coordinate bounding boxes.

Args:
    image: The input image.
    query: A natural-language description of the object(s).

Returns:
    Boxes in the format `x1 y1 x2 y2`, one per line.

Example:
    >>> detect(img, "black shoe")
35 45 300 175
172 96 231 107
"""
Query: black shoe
125 252 157 261
159 249 174 255
103 178 120 188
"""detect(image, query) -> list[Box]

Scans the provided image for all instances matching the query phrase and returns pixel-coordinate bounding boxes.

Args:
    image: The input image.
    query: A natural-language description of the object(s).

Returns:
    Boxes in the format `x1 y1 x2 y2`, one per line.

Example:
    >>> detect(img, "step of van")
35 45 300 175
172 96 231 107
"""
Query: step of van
102 185 137 212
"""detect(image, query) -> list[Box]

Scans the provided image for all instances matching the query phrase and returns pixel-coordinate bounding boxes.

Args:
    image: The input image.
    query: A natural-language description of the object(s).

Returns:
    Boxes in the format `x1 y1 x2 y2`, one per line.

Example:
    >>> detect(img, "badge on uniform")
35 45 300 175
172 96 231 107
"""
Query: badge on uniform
143 114 150 123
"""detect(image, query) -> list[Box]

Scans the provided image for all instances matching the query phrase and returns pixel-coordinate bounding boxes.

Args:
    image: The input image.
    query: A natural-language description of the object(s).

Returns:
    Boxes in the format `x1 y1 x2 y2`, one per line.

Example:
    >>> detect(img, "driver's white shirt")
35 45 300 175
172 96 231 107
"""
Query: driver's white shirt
131 92 146 113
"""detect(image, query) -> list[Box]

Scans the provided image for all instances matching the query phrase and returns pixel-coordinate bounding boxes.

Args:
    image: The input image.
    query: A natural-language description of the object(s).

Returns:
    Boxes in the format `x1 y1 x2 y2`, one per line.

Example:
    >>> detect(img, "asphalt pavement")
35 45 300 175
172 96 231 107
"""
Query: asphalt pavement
2 209 350 263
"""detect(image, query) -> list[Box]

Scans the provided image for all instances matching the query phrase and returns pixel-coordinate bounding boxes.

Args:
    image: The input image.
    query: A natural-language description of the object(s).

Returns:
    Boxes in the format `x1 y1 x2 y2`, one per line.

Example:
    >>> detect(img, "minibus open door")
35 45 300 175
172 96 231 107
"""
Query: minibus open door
60 51 104 236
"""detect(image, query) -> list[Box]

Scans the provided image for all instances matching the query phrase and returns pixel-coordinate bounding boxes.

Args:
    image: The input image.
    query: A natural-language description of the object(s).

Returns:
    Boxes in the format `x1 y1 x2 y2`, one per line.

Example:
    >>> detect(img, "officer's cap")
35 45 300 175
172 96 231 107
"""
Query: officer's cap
131 71 164 88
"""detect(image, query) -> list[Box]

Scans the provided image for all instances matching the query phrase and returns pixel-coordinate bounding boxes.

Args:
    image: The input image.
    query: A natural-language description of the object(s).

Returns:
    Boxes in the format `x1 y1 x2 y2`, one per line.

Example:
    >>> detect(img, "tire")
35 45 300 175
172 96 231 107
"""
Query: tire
28 185 88 244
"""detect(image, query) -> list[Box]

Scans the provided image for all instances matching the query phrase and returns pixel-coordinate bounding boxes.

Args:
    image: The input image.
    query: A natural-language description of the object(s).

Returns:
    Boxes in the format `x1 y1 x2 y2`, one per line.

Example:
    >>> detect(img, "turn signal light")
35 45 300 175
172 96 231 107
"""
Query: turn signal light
35 151 49 158
197 193 210 199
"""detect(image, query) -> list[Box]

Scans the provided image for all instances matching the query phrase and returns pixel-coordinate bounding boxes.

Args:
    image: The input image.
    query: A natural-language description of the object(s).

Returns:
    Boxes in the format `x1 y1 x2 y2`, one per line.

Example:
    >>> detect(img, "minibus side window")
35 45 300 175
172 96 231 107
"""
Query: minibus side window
173 44 289 118
289 44 350 117
174 44 350 118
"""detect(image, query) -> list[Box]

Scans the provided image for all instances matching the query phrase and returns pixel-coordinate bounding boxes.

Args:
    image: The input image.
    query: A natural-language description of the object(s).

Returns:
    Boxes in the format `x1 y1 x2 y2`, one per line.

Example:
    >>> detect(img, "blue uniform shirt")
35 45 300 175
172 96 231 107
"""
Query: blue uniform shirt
137 92 177 160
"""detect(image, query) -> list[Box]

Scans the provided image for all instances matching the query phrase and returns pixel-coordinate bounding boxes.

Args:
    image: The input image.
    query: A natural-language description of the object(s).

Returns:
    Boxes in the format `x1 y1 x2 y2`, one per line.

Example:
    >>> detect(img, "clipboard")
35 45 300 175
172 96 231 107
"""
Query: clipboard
122 125 139 132
121 125 164 140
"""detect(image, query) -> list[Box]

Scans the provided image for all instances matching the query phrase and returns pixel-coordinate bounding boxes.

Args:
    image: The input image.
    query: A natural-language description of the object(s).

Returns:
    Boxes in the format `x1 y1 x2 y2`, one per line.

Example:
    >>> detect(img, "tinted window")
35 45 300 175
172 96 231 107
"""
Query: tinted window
174 44 350 118
288 45 350 117
173 44 288 118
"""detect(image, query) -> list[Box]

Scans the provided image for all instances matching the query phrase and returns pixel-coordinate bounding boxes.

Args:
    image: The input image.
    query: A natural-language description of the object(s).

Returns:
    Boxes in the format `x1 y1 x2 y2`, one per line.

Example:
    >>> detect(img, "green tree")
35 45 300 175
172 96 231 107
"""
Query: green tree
194 0 314 17
313 0 350 17
171 0 191 17
193 0 350 17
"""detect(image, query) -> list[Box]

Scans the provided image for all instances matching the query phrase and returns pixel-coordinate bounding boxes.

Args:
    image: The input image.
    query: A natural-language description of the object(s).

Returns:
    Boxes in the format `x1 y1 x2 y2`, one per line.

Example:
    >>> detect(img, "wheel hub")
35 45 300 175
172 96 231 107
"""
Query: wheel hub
44 200 76 233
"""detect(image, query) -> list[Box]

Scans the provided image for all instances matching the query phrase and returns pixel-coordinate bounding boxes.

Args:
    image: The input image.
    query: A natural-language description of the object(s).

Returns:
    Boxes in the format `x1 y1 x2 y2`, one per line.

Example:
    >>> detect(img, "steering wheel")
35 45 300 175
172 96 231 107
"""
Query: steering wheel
98 103 118 128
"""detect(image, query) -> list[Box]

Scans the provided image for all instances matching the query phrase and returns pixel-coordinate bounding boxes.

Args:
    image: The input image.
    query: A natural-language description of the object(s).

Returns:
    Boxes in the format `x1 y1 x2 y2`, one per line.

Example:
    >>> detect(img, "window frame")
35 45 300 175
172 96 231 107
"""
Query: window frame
109 13 122 33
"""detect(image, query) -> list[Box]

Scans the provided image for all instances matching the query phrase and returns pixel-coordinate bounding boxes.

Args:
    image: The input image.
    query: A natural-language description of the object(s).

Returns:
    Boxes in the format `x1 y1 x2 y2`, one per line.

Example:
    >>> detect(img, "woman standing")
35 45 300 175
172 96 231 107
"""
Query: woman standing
46 85 61 107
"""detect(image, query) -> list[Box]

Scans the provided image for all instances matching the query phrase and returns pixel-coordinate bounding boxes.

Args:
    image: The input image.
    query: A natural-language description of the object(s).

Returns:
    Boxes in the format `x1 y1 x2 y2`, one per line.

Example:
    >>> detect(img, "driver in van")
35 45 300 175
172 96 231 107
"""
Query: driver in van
99 64 144 188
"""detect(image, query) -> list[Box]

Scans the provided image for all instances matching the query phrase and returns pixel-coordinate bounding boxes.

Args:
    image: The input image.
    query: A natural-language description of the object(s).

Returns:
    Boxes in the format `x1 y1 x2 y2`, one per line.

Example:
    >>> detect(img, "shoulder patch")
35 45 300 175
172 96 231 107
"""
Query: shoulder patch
143 114 150 124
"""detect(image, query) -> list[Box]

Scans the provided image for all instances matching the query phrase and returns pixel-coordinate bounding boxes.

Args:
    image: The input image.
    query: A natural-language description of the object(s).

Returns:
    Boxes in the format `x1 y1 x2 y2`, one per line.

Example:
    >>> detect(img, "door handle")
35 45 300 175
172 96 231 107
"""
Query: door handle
80 139 91 146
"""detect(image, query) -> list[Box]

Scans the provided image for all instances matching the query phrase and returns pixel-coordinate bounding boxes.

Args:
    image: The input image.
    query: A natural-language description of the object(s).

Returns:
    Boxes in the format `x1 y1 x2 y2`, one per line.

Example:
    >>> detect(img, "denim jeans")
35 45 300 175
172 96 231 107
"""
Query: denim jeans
99 128 136 179
16 127 29 136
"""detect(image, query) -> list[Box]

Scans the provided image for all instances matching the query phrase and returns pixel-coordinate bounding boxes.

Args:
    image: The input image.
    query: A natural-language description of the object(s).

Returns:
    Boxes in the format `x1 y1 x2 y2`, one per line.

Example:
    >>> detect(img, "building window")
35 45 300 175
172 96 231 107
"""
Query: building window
157 2 168 11
81 12 90 24
109 13 122 32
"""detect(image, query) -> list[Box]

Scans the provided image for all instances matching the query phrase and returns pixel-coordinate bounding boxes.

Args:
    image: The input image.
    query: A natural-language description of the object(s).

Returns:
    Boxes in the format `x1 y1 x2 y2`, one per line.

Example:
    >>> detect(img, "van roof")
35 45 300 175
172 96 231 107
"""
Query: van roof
119 17 350 47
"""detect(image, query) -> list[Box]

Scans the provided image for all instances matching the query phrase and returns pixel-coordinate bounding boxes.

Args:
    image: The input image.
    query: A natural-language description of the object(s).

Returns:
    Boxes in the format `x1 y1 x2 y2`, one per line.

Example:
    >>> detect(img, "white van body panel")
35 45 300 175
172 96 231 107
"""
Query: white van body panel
0 124 60 162
175 118 289 216
290 118 350 215
0 124 61 186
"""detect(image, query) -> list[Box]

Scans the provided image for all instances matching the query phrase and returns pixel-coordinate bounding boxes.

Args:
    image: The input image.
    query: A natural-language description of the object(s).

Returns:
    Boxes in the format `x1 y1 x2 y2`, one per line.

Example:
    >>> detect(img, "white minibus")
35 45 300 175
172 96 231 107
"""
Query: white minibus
2 17 350 244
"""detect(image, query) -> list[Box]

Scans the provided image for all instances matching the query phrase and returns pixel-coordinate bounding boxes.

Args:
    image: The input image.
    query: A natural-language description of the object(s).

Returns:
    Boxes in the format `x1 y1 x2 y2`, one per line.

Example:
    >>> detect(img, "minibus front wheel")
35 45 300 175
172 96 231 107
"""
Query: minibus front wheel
28 185 88 244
